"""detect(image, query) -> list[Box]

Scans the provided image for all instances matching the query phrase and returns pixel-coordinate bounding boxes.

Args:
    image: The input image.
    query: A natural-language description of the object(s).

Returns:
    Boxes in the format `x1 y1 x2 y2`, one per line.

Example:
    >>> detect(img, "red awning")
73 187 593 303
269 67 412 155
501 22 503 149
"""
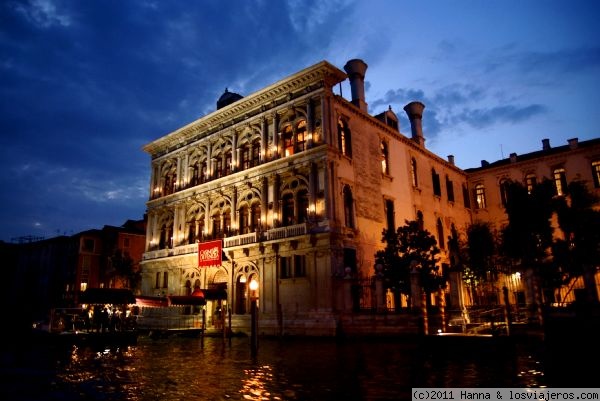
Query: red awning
135 295 169 307
168 295 206 306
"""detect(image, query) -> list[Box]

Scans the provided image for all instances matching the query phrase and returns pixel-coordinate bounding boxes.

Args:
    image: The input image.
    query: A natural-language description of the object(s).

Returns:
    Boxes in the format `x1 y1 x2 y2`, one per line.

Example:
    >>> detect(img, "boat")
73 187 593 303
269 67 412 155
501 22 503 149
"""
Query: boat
31 288 139 347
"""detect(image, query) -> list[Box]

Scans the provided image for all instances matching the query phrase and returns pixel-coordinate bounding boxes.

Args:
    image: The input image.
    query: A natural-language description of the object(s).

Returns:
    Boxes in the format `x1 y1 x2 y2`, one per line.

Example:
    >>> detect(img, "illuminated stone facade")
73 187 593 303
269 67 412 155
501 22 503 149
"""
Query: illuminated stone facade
140 59 474 335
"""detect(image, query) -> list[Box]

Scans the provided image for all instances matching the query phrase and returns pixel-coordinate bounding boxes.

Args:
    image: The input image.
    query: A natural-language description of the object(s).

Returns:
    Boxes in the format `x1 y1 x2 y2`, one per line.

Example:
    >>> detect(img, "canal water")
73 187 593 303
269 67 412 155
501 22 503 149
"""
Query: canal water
0 333 575 401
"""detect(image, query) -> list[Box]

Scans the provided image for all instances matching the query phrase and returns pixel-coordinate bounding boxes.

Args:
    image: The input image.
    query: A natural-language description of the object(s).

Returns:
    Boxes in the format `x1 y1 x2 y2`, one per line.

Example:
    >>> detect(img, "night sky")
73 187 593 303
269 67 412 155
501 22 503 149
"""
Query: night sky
1 0 599 242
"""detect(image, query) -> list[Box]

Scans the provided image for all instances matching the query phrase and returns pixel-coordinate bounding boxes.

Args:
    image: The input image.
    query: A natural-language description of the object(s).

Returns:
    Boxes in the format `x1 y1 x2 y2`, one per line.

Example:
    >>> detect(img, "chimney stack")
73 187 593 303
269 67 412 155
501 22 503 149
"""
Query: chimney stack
568 137 578 149
403 101 426 146
343 59 368 112
542 138 551 150
447 155 455 165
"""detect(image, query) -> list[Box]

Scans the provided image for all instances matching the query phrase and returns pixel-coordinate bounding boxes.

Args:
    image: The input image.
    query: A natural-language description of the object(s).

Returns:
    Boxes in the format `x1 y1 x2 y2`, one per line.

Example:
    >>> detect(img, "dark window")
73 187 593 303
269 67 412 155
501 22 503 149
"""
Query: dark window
251 139 260 166
239 205 249 233
432 168 441 196
282 193 295 226
436 218 445 249
462 184 471 208
343 248 357 274
297 190 309 223
280 256 292 279
385 199 395 233
241 145 250 169
82 238 95 252
411 158 418 187
446 176 454 202
343 185 355 228
162 272 168 288
500 179 510 206
294 255 306 277
155 272 161 289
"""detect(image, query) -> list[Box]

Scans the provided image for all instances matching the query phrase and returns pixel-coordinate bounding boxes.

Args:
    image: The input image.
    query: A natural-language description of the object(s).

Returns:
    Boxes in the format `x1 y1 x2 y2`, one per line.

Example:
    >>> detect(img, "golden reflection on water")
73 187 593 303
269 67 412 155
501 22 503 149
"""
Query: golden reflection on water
240 364 277 400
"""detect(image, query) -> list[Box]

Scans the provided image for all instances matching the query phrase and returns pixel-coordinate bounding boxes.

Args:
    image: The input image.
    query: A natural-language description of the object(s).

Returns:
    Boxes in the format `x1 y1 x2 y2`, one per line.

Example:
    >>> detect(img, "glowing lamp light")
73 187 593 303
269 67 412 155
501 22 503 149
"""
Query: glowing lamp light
249 279 259 292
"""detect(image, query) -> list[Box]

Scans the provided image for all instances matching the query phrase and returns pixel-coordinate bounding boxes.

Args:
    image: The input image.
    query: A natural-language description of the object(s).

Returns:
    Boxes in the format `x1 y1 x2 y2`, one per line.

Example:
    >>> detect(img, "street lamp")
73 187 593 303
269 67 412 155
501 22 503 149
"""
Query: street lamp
249 279 259 356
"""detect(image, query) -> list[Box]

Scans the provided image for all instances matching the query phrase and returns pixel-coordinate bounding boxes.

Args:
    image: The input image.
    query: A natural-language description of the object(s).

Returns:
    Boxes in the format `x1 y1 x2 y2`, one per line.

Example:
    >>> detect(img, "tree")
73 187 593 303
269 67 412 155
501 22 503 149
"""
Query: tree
551 180 600 304
375 220 444 309
463 221 498 305
109 249 141 291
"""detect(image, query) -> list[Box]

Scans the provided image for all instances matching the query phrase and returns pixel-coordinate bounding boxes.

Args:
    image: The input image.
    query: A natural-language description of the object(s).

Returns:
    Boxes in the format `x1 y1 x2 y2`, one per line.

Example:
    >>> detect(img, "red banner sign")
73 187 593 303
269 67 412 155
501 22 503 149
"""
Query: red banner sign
198 240 222 267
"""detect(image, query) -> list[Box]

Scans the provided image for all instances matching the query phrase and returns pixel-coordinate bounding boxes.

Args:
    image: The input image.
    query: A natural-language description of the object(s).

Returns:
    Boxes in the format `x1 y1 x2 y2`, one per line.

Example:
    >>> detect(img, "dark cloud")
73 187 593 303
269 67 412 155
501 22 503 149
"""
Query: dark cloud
453 104 546 129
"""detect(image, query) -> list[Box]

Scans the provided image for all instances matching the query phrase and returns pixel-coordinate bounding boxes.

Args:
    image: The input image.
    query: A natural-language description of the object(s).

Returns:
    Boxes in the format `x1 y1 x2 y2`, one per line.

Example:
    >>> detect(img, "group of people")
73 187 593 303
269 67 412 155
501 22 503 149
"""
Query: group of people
51 305 137 333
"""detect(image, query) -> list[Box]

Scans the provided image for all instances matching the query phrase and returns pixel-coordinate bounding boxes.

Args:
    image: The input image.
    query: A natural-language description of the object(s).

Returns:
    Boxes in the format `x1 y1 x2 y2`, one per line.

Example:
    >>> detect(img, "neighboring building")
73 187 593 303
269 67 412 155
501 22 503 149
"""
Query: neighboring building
465 137 600 309
2 218 146 330
141 59 474 336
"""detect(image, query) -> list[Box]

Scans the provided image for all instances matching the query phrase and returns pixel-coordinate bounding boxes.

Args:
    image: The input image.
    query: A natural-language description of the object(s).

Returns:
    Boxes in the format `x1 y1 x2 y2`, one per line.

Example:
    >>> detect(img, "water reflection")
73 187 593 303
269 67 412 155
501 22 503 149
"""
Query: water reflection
1 335 551 401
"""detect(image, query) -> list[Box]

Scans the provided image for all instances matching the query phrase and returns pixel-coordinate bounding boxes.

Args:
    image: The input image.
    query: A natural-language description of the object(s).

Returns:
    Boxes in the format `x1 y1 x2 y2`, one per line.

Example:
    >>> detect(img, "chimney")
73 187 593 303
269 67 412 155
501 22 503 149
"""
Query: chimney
403 101 426 146
481 160 489 167
447 155 455 165
568 137 578 149
542 138 551 150
510 153 517 163
343 59 368 112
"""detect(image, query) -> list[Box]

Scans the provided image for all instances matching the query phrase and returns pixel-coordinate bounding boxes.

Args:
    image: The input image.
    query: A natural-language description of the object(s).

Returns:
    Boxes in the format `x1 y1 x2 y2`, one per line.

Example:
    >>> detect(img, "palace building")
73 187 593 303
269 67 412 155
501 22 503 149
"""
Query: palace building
140 59 473 335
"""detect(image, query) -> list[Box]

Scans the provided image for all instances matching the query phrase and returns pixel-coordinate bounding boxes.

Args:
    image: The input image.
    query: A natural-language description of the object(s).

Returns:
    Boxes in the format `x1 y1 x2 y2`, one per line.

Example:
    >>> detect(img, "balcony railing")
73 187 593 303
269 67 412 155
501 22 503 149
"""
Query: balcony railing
266 223 307 241
143 223 309 261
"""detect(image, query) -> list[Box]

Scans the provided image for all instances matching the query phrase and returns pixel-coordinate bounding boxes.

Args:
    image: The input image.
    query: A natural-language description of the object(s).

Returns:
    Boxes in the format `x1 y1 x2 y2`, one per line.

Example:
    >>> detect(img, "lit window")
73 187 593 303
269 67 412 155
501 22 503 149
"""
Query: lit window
295 121 306 153
381 141 389 174
525 173 537 194
592 160 600 188
283 125 293 157
553 168 567 196
337 118 352 157
475 184 486 209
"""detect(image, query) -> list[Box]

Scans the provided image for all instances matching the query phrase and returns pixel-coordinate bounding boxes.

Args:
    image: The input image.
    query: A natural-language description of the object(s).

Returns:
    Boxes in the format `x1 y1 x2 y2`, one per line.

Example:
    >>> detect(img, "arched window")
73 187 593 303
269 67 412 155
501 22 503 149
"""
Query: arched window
282 193 295 226
446 175 454 202
343 185 355 228
200 161 208 183
411 158 418 187
553 167 567 196
241 144 251 170
381 141 389 174
239 205 249 233
475 184 487 209
251 139 261 166
251 203 261 231
282 125 294 157
212 211 221 238
337 118 352 157
436 218 445 249
295 120 307 153
223 209 231 236
297 189 309 223
225 150 233 175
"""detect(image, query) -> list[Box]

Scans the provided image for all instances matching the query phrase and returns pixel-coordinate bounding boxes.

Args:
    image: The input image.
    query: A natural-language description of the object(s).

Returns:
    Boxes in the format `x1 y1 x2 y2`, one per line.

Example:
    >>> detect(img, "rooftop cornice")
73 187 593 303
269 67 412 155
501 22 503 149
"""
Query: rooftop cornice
144 60 347 155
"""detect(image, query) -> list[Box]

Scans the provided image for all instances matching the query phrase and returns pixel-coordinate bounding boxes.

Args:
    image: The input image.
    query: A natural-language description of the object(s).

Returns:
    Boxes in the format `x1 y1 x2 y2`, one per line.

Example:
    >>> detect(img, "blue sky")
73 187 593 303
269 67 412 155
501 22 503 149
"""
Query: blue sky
1 0 598 242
